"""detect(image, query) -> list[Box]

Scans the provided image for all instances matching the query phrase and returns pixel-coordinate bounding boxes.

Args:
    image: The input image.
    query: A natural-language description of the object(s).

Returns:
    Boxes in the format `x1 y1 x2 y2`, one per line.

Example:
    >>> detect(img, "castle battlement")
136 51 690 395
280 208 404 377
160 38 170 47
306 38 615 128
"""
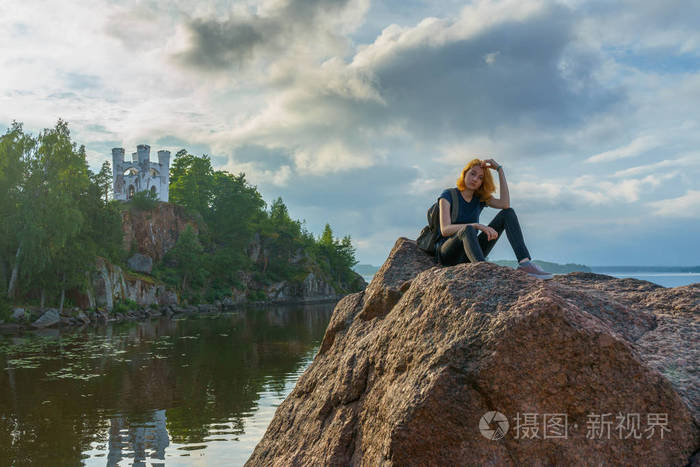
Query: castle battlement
112 145 170 202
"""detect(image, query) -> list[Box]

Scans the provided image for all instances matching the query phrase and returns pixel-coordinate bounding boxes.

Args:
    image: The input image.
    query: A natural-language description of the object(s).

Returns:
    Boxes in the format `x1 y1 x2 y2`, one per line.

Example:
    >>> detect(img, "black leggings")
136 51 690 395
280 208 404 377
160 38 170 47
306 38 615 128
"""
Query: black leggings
437 208 531 266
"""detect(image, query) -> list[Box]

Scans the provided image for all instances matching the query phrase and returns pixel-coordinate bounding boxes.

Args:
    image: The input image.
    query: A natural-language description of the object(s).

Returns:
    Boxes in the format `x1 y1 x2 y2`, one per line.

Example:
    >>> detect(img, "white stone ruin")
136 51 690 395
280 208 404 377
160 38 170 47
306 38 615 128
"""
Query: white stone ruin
112 144 170 202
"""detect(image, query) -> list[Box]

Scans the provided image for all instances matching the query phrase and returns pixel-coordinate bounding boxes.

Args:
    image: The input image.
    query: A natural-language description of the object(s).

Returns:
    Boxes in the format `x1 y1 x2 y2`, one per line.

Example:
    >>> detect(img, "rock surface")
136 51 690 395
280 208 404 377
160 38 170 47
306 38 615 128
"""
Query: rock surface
32 309 60 328
121 203 196 262
264 272 339 302
11 308 27 322
248 237 699 466
92 258 178 310
127 253 154 274
69 257 178 311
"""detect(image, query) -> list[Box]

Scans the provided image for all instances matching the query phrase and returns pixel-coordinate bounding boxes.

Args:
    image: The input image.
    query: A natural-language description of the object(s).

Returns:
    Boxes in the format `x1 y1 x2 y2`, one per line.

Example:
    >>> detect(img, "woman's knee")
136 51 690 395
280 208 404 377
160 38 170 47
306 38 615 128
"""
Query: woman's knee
458 224 478 238
501 207 517 219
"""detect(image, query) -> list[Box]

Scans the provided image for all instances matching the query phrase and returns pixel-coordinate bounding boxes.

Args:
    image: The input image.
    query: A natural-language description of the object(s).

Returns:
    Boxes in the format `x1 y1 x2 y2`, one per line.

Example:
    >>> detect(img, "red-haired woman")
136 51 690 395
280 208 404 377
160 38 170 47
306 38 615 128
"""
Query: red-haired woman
435 158 553 279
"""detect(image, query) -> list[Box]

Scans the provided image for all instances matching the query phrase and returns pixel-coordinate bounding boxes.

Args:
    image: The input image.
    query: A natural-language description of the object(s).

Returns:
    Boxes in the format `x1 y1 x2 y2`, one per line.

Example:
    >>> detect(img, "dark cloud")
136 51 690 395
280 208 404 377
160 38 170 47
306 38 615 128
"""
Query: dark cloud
273 163 420 210
176 0 353 71
178 17 271 69
246 2 625 164
260 162 438 243
234 144 294 171
155 135 212 157
368 4 623 137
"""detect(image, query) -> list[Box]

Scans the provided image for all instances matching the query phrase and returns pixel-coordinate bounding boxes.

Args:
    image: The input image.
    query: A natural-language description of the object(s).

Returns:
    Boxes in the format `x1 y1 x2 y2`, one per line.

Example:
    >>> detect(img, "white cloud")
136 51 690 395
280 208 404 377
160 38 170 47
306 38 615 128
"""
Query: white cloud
585 135 660 163
613 153 700 177
648 190 700 218
483 51 501 65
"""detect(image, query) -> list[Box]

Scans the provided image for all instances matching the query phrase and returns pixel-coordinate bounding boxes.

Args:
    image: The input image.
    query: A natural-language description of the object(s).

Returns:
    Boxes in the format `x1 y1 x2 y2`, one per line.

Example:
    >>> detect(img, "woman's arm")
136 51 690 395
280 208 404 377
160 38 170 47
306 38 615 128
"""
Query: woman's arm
484 160 510 209
439 198 479 237
439 198 499 241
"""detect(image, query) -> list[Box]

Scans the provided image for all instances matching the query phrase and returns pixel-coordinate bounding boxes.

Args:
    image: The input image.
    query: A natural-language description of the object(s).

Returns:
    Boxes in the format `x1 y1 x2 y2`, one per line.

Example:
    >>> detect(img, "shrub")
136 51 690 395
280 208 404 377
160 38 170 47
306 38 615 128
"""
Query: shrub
113 298 139 315
129 190 159 211
0 298 12 322
247 290 267 302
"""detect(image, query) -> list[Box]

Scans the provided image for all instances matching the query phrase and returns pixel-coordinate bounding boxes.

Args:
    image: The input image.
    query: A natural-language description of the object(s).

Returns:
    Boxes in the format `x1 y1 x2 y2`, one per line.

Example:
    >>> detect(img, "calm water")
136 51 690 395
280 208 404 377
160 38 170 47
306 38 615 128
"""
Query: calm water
0 302 334 466
599 272 700 288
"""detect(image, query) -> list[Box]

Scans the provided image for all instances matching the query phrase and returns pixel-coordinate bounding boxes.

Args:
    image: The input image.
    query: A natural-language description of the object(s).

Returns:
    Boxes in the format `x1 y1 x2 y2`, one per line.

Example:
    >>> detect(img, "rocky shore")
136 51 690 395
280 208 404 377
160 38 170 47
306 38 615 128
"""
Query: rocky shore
1 201 365 331
248 237 699 466
1 294 344 333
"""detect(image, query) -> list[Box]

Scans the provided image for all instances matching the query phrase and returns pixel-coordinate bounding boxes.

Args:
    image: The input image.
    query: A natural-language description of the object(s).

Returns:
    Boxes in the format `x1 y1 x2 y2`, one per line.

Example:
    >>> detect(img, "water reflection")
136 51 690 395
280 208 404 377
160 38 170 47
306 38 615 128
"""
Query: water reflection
106 410 169 465
0 302 334 465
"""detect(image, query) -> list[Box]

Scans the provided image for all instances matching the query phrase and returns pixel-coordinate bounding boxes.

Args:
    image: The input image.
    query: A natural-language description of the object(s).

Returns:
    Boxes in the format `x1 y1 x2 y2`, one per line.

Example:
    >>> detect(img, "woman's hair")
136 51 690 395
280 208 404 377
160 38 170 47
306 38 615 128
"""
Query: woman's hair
456 158 496 202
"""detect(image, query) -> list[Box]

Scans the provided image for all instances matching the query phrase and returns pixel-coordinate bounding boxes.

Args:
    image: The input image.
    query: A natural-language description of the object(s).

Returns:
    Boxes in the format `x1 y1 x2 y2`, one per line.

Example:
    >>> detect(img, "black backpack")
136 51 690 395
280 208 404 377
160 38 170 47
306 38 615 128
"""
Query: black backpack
416 188 459 255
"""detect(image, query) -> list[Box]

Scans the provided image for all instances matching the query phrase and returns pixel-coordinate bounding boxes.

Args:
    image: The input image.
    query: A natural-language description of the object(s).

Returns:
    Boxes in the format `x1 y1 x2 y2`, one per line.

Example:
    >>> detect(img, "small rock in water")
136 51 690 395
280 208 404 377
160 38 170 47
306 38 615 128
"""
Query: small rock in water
76 311 90 324
11 308 27 322
32 309 60 328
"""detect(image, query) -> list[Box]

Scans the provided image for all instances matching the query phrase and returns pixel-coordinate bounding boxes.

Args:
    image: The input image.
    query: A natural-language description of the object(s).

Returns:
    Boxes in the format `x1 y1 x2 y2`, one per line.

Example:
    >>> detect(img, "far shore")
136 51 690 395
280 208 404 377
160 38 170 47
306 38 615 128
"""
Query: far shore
355 262 700 276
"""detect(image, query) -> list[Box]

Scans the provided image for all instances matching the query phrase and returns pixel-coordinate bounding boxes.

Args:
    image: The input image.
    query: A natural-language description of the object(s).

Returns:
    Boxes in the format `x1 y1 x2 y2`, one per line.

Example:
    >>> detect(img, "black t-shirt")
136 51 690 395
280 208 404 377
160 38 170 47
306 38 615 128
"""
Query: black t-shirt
435 188 488 249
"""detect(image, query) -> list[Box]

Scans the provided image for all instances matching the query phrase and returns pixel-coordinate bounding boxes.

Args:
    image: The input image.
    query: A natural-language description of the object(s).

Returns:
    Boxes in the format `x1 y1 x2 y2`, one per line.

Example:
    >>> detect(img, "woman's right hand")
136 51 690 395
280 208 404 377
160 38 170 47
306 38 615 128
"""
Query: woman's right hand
476 224 498 241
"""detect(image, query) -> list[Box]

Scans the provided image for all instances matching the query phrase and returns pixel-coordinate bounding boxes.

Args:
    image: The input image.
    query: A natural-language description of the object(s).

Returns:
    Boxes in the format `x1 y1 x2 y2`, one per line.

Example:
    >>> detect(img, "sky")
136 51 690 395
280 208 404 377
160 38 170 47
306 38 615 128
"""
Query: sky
1 0 699 267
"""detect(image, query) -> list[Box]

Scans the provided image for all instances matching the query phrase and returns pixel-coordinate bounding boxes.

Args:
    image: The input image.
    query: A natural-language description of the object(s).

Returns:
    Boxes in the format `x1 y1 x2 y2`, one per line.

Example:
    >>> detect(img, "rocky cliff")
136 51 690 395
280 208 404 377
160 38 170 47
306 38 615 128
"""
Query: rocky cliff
122 204 363 304
248 237 699 466
121 203 197 263
243 232 366 302
69 257 178 310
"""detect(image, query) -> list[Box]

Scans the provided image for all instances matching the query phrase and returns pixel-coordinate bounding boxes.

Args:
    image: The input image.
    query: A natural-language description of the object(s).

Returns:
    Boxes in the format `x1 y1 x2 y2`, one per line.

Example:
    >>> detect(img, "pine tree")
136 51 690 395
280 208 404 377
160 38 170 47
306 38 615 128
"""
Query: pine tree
92 160 112 202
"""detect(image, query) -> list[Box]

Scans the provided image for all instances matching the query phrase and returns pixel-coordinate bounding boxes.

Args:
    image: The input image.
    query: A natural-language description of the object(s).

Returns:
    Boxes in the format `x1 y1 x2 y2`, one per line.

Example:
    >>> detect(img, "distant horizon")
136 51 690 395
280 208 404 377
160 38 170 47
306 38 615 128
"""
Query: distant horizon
355 261 700 269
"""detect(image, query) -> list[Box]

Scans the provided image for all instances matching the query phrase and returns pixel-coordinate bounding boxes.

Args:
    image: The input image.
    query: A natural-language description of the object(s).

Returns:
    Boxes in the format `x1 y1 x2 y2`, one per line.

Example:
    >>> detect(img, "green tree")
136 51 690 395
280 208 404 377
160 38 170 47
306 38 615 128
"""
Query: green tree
311 223 358 289
129 189 159 211
336 234 359 274
203 171 267 296
10 121 90 308
92 160 112 202
260 197 308 281
209 171 265 248
161 225 205 294
169 150 214 216
319 224 334 247
2 120 124 308
0 122 33 296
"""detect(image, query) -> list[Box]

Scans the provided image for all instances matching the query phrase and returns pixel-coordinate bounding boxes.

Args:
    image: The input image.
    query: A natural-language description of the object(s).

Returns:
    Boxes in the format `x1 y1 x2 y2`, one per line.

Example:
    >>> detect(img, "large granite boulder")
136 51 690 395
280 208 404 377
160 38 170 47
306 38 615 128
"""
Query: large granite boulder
248 237 699 466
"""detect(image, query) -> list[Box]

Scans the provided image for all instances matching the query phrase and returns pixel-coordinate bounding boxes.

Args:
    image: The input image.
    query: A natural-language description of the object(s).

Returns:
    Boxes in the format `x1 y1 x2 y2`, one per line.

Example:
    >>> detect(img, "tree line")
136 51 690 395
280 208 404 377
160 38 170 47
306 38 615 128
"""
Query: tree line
158 148 360 303
0 121 123 312
0 121 360 312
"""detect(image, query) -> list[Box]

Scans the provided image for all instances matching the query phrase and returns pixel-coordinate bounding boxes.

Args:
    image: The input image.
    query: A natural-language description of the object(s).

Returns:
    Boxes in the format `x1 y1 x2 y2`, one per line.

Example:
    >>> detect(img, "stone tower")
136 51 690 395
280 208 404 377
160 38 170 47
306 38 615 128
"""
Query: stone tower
112 144 170 202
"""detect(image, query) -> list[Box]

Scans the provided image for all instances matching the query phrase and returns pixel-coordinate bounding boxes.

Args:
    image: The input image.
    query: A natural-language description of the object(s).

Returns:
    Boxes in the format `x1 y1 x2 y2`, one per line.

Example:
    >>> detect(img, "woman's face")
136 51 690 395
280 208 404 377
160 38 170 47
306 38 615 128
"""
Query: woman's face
464 164 484 190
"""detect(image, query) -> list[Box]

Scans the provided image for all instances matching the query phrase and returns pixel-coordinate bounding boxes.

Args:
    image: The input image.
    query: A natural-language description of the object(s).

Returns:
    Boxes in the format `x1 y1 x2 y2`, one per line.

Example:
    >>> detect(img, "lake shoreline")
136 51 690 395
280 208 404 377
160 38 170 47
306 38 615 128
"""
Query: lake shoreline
1 295 344 334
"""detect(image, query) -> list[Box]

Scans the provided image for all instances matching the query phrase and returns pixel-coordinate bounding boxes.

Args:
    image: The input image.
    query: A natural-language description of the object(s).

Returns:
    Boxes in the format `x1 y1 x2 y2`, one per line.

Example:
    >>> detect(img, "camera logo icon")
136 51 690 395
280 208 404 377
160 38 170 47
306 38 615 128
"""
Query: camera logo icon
479 411 509 440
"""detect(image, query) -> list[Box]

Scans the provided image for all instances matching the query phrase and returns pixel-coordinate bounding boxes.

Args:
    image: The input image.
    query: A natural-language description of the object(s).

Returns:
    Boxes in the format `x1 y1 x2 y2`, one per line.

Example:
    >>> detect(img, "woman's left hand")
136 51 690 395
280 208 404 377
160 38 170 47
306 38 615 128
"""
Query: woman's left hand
481 158 500 170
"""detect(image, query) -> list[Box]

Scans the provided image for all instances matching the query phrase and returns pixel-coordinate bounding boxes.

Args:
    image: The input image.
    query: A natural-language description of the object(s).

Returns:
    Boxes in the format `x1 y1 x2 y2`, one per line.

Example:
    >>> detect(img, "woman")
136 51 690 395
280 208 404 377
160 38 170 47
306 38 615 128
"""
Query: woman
435 158 553 279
